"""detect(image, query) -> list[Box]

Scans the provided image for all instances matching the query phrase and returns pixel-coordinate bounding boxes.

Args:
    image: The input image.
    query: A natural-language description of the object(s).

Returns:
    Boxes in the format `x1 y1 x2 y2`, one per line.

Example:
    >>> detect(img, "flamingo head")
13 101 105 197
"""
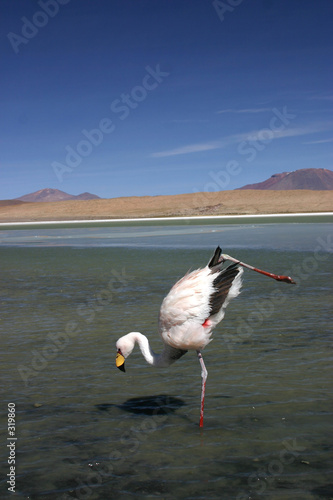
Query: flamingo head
116 333 136 372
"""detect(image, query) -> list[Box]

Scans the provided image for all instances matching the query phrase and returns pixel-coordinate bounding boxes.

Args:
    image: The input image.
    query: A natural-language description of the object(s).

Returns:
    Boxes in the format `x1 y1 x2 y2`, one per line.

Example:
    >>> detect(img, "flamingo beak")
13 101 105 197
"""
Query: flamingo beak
116 351 126 372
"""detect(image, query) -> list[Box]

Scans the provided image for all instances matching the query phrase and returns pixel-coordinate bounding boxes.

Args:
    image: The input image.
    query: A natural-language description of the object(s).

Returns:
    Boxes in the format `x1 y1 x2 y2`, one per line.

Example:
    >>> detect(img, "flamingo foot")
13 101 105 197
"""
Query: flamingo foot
221 253 296 284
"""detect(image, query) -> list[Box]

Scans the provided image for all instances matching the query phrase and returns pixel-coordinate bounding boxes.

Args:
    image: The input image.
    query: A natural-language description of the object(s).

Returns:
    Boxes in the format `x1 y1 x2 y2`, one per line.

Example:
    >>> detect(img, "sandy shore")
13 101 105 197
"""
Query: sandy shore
0 190 332 223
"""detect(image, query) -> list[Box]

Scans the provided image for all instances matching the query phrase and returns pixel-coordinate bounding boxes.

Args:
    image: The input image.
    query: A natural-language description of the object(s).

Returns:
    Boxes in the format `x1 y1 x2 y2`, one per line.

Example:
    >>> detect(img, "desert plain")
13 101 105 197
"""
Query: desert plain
0 190 332 223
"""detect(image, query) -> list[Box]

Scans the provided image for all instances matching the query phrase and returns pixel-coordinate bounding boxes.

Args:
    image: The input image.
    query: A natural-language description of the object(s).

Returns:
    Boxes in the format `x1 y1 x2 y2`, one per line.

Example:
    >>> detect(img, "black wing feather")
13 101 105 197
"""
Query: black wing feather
208 246 222 269
209 263 241 316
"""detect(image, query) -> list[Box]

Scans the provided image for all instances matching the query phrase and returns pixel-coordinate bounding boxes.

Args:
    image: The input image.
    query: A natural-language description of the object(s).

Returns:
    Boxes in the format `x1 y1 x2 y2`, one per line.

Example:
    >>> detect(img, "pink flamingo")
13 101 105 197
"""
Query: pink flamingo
116 246 295 427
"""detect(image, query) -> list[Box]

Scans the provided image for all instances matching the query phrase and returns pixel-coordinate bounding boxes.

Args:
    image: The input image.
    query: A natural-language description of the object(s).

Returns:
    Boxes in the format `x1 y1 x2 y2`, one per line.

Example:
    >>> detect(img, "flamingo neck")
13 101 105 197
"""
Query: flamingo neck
127 332 174 368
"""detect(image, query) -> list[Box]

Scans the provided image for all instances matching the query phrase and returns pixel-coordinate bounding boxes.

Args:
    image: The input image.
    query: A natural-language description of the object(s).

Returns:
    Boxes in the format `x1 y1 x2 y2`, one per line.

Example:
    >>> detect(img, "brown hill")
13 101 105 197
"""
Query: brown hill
16 188 100 202
1 190 332 223
75 192 100 200
0 199 26 207
238 168 333 190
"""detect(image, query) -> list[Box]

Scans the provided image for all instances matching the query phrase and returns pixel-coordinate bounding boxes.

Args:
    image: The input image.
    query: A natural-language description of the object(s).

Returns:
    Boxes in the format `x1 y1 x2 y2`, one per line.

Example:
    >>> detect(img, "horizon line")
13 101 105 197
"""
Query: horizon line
0 212 332 228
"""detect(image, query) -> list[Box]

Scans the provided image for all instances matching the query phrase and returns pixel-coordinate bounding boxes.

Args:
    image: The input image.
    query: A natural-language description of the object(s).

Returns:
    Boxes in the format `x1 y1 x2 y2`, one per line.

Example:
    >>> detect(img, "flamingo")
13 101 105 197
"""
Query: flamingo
116 246 295 427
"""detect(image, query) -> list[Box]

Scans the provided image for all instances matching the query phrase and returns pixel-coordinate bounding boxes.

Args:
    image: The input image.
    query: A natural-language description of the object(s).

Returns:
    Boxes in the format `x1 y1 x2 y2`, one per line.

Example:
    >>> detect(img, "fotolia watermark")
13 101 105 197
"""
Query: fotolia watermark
223 233 332 352
194 106 296 195
58 396 174 500
7 0 71 54
212 0 244 23
237 438 306 498
17 267 128 386
237 107 297 162
52 64 169 182
178 106 297 220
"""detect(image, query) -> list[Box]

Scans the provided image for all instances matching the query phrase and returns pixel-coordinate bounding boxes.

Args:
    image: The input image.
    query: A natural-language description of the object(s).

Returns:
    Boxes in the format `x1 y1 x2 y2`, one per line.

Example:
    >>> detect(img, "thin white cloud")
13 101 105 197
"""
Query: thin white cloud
170 118 209 123
303 138 333 144
150 141 222 158
216 107 272 114
220 125 330 145
307 94 333 102
150 123 332 158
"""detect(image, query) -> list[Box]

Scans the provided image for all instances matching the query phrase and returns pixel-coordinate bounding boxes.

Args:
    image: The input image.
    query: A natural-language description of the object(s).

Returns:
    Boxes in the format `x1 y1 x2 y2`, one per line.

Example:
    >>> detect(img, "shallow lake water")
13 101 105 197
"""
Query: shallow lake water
0 221 332 499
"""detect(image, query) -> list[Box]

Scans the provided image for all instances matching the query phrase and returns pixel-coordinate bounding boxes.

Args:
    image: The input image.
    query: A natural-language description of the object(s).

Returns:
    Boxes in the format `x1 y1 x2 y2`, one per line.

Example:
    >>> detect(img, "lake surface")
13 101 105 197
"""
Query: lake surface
0 221 332 499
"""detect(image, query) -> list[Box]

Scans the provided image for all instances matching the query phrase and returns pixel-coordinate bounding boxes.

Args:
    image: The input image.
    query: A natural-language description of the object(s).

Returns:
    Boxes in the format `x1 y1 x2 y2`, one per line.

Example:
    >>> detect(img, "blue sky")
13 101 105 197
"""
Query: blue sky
1 0 332 199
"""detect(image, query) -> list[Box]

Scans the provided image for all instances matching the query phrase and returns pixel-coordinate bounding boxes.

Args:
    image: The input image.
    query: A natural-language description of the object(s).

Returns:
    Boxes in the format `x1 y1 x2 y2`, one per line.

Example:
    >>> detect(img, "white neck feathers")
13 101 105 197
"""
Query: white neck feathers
120 332 174 368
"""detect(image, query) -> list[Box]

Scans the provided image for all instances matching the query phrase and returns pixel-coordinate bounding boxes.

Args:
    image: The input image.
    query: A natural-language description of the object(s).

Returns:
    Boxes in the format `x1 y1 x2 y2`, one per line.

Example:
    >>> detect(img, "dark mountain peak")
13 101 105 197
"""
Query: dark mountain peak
15 188 100 202
238 168 333 190
75 192 100 200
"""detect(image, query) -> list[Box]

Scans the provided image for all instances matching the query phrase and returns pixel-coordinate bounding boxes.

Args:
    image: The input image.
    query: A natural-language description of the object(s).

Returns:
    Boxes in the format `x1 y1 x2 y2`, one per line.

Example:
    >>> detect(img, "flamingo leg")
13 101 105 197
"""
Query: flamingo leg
197 350 208 428
221 253 296 284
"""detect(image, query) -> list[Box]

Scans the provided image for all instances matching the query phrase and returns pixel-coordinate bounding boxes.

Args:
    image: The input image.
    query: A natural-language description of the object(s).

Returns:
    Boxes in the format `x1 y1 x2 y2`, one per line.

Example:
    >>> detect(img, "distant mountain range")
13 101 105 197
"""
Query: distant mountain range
238 168 333 190
15 188 100 202
11 168 333 203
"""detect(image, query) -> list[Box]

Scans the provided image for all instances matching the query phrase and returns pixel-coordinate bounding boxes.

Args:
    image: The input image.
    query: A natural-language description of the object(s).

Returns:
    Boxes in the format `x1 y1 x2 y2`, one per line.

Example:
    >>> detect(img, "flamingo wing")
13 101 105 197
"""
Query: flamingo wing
209 262 242 316
159 267 213 332
158 247 242 351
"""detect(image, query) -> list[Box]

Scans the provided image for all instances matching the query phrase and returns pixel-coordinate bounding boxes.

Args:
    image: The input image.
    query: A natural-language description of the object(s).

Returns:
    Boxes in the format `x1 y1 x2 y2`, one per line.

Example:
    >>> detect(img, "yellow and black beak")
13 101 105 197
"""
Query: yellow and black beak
116 351 126 372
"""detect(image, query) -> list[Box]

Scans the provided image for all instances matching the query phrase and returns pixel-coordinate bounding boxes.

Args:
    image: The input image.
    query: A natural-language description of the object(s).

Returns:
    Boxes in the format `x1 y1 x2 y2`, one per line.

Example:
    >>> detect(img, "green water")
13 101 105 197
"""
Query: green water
0 223 332 499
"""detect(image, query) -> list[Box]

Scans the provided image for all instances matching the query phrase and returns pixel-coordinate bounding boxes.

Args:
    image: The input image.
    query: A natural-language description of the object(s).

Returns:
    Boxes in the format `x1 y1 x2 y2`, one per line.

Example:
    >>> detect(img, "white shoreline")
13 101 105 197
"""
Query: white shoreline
0 212 332 227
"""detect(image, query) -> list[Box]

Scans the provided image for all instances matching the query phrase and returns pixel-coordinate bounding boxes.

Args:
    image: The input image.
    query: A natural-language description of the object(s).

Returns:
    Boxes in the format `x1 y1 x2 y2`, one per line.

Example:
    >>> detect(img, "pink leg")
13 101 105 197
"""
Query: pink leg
197 351 208 428
221 253 296 284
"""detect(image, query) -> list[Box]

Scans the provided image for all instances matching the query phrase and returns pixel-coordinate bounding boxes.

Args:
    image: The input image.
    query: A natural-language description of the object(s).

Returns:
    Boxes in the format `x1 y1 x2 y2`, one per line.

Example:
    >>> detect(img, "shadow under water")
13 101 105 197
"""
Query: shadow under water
96 394 185 416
